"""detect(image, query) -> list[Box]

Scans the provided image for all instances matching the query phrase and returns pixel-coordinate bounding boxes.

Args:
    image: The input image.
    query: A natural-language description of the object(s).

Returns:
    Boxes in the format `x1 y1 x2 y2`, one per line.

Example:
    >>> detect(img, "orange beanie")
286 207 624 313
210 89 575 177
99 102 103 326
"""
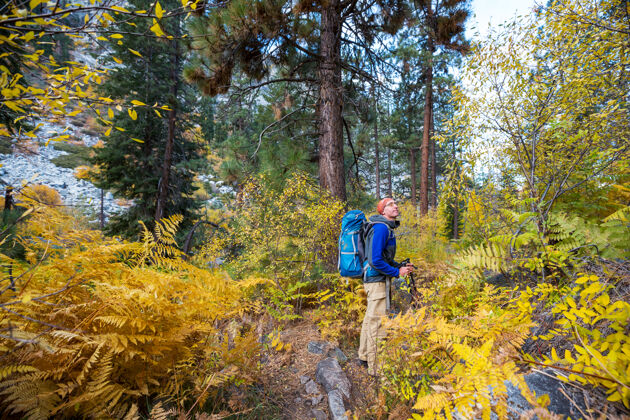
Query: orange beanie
377 198 394 215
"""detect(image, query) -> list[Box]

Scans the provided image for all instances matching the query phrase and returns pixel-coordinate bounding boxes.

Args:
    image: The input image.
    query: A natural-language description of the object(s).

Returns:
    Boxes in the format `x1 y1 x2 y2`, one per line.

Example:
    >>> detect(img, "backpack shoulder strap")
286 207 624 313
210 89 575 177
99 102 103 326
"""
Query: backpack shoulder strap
369 221 394 240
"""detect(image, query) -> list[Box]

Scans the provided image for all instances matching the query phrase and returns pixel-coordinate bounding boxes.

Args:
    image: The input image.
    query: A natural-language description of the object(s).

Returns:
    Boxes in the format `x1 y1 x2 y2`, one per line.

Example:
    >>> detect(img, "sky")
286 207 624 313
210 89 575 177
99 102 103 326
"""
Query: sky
466 0 540 39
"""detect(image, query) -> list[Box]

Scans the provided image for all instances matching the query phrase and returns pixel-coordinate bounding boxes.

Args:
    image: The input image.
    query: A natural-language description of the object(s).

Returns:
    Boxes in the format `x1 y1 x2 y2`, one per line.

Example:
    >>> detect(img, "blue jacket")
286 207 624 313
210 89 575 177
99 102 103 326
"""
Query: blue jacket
364 215 401 283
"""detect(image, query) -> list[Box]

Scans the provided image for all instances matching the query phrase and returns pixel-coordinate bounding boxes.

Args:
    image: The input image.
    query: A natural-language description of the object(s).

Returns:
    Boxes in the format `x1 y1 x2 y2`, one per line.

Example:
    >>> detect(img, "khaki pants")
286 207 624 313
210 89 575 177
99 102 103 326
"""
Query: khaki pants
358 281 388 375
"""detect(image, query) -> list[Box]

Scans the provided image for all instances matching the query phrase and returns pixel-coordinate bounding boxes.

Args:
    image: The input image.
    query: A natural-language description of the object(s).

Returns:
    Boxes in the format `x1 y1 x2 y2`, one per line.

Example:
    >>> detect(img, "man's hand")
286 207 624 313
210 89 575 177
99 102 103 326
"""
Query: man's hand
399 264 414 277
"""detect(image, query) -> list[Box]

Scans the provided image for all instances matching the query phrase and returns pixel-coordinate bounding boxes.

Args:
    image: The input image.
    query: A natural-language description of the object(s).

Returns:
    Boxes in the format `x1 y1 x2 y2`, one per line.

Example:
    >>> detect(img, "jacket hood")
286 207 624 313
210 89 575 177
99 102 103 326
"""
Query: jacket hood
369 214 400 229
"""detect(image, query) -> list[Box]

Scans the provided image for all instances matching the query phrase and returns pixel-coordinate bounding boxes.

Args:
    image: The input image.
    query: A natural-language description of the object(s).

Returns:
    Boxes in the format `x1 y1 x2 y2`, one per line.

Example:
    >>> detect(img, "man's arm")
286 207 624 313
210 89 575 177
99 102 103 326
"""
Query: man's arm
369 224 400 277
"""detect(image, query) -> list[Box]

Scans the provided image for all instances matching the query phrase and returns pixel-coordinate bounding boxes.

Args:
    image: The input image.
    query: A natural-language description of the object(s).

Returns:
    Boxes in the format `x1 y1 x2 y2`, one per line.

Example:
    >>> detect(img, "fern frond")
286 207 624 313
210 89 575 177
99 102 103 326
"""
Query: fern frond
148 402 172 420
0 365 38 380
604 205 630 223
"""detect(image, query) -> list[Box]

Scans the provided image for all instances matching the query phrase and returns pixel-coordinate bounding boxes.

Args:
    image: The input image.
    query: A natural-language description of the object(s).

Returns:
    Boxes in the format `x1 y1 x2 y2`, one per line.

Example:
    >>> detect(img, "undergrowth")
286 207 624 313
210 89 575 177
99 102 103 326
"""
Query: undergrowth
0 193 262 419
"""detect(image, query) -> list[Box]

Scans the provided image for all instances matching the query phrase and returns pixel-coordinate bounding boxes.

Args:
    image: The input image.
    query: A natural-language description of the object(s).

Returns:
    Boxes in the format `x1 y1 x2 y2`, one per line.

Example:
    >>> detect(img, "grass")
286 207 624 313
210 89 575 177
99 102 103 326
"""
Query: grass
0 137 13 154
50 142 92 168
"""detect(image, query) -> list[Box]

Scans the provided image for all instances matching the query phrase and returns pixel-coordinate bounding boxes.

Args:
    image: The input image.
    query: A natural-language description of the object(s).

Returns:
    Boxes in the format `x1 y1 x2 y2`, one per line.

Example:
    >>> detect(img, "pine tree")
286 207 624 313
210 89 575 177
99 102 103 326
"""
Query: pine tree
415 0 470 215
92 0 201 239
184 0 409 202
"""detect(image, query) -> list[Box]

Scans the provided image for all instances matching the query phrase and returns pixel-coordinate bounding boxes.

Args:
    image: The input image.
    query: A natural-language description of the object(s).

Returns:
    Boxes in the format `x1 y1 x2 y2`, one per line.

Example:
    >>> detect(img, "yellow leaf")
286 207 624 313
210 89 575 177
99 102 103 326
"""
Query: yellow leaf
128 49 142 57
108 108 114 119
4 102 26 113
154 109 162 117
22 31 35 42
29 0 45 9
115 126 125 132
131 100 146 106
150 20 165 37
112 56 122 64
607 391 622 402
110 5 130 12
104 127 112 136
110 34 124 39
131 138 144 143
155 1 164 18
128 108 137 120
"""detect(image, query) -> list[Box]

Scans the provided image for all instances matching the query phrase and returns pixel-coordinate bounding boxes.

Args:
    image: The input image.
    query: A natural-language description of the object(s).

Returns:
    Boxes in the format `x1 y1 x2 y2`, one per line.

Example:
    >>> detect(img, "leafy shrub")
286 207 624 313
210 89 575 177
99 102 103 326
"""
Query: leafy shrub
395 203 449 264
311 275 366 345
200 172 345 320
0 207 259 418
19 184 62 206
518 273 630 409
378 284 537 419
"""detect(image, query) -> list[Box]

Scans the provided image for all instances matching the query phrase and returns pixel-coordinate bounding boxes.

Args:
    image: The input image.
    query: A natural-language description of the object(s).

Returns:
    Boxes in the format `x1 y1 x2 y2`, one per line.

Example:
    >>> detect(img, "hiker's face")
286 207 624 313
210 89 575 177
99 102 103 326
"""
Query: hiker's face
382 201 399 220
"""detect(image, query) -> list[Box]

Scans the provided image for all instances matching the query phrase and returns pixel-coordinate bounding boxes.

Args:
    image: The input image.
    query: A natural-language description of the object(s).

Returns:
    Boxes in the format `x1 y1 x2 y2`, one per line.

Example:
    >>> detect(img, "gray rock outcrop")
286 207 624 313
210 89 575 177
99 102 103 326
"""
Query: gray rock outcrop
315 357 351 399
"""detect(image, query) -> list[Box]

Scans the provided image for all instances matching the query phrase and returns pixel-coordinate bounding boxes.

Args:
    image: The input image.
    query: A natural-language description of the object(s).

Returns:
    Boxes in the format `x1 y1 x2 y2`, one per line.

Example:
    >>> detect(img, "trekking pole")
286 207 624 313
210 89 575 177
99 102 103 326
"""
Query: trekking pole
408 271 420 308
399 258 419 307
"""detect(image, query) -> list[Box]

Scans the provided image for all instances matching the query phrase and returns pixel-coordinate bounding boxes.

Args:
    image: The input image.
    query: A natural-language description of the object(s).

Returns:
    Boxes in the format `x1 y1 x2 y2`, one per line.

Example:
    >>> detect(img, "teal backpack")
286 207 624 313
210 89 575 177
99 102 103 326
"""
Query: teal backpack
338 210 368 278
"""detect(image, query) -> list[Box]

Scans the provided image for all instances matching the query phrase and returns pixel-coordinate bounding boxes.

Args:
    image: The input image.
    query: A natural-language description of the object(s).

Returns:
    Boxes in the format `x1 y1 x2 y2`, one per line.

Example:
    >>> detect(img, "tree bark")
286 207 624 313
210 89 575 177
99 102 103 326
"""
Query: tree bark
318 0 346 202
4 186 13 211
387 147 392 197
452 135 459 239
100 188 104 229
452 197 459 239
410 148 417 205
430 110 437 209
420 4 434 215
374 88 380 200
155 20 181 222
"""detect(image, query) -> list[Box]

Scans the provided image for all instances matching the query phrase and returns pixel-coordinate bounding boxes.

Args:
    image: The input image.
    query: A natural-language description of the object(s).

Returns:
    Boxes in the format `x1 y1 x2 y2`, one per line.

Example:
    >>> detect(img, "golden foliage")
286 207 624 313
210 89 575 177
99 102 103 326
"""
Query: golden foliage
199 172 345 320
519 274 630 408
395 204 449 264
379 285 537 420
18 184 62 206
311 275 366 343
0 205 259 418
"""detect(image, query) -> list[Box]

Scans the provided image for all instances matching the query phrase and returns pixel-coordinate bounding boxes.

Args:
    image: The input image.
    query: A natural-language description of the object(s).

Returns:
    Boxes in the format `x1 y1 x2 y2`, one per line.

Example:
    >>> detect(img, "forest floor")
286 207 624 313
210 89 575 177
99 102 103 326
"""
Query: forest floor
255 315 396 420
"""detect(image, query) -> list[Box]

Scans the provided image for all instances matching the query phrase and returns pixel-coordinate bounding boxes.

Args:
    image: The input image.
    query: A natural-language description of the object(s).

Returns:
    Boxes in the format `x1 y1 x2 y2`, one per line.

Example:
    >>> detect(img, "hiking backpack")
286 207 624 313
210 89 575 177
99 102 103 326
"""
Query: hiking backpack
338 210 368 278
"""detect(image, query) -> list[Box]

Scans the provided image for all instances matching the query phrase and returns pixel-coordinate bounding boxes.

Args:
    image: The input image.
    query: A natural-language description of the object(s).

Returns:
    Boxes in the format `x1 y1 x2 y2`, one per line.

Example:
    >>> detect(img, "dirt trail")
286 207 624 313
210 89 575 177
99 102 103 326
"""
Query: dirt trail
258 317 380 419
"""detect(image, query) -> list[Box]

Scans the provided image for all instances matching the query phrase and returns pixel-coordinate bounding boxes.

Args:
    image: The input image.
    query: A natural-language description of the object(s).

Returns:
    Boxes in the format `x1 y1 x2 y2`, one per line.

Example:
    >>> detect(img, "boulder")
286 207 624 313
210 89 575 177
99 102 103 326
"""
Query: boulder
327 347 348 365
310 409 327 420
315 357 351 399
305 379 320 395
308 340 329 355
327 389 348 420
506 369 588 418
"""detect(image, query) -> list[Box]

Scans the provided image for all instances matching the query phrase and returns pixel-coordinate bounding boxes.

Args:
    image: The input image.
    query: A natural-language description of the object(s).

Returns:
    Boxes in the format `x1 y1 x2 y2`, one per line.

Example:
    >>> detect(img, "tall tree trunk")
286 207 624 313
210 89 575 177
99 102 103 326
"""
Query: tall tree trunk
430 110 437 209
387 148 392 197
420 5 434 215
374 89 380 200
318 0 346 201
100 189 104 229
410 148 417 205
155 21 181 222
452 198 459 239
4 186 13 211
452 136 459 239
4 186 13 291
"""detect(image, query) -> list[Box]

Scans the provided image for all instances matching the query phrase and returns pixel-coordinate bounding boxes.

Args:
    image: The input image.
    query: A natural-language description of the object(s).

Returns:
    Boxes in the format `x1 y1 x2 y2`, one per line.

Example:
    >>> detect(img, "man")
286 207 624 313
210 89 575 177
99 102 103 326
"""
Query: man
358 198 414 376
